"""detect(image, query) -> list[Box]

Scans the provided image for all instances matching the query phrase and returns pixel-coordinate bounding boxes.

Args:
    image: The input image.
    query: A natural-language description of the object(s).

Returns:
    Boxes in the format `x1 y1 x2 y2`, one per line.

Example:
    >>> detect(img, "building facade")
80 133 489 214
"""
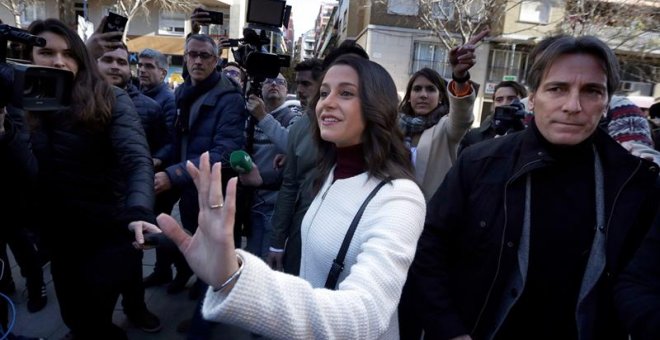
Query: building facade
314 0 659 125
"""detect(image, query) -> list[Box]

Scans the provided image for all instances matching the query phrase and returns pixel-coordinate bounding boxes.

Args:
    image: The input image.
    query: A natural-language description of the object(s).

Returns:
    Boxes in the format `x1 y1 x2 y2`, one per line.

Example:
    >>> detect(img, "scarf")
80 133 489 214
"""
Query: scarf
174 70 222 135
399 103 448 148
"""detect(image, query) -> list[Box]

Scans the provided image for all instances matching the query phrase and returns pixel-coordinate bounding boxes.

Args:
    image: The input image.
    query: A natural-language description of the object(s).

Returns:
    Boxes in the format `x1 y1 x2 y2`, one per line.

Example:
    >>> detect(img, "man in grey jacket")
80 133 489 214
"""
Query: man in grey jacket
243 73 301 259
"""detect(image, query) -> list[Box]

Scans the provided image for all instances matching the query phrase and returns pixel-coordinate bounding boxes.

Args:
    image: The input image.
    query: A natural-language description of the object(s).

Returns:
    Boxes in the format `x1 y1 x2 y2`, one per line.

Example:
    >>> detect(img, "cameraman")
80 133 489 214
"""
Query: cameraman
2 18 157 339
458 80 528 154
244 73 301 258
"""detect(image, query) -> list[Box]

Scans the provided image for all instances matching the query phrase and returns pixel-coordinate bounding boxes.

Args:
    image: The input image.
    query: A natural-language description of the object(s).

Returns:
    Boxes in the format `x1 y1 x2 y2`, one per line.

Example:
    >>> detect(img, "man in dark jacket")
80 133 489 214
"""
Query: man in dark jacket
138 48 176 145
152 34 246 295
266 58 323 274
135 48 183 289
458 80 528 154
96 44 164 333
401 35 660 340
97 45 169 161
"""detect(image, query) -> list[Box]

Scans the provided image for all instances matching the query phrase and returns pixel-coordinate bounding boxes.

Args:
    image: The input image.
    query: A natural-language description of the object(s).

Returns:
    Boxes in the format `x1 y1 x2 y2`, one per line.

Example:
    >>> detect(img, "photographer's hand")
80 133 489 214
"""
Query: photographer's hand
246 94 267 121
128 220 162 250
154 171 172 194
86 16 123 59
191 7 211 34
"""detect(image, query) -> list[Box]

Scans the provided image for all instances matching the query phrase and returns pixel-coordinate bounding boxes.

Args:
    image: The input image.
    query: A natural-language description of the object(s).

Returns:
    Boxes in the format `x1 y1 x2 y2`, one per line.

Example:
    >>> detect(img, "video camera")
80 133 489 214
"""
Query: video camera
0 24 73 111
492 98 528 136
225 0 291 97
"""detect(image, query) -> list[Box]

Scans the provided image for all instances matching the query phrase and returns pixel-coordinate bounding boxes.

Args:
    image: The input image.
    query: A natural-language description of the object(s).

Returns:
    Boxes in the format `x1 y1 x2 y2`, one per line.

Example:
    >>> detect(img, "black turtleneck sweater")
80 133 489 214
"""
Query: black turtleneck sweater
496 123 597 340
334 144 366 181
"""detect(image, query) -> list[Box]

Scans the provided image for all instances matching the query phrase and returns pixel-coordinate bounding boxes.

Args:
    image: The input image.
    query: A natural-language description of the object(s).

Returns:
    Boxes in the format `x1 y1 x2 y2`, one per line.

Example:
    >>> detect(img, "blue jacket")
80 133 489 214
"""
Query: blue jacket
143 82 176 141
167 75 246 228
126 83 169 159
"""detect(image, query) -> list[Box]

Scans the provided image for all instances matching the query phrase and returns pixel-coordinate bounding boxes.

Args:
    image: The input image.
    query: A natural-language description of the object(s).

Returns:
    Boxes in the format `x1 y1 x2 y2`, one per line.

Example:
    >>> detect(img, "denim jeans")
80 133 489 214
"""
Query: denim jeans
244 201 274 259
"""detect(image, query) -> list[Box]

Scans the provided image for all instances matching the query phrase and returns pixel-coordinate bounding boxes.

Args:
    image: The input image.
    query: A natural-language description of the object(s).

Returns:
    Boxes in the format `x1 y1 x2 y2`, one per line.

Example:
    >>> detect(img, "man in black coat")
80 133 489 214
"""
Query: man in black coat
97 44 164 333
458 80 528 154
400 35 660 340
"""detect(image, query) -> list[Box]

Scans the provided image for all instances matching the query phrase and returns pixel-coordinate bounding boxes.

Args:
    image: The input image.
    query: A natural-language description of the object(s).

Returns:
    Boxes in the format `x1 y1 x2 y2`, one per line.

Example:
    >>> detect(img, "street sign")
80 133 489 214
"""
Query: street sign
503 75 517 81
485 82 497 94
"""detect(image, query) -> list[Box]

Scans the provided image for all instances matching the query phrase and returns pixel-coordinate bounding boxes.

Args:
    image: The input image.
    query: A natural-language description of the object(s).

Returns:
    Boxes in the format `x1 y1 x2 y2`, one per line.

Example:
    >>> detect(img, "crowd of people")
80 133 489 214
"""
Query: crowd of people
0 6 659 340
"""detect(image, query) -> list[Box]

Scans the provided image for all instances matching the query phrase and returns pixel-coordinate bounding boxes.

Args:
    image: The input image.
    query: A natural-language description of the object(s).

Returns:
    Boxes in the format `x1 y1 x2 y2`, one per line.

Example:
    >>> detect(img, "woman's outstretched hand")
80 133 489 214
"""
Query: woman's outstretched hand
449 28 489 79
158 151 240 290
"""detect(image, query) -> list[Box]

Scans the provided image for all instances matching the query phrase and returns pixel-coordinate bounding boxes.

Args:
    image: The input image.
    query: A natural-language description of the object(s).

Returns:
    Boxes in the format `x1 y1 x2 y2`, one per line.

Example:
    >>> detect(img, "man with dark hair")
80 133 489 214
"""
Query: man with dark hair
96 45 165 333
405 35 659 340
293 58 323 108
528 35 659 166
459 80 528 153
321 39 369 70
266 59 322 274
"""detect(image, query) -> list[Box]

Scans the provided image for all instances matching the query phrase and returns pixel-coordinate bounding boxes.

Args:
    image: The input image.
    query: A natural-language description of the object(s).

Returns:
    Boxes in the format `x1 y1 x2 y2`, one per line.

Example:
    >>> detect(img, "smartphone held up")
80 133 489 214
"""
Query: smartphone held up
102 12 128 41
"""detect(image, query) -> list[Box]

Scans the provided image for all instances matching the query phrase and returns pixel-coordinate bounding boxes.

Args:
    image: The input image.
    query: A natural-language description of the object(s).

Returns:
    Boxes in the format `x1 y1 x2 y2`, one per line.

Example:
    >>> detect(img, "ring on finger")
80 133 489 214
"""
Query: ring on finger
210 203 224 209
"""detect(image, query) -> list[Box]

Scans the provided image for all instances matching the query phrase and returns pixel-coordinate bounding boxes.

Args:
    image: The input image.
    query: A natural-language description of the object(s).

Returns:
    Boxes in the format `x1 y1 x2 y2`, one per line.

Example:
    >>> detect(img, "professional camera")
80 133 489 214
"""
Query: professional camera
492 98 528 136
0 24 73 111
225 0 291 97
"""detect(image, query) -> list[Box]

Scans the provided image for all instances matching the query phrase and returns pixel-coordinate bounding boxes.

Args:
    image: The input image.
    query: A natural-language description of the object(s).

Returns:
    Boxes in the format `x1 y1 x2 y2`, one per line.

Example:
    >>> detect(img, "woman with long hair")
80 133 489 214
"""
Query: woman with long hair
156 55 426 339
2 18 158 339
398 30 488 201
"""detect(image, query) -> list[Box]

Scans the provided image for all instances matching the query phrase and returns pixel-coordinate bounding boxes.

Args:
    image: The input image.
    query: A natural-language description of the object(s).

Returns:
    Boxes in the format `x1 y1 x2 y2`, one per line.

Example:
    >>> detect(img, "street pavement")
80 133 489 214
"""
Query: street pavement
8 247 200 339
5 204 255 340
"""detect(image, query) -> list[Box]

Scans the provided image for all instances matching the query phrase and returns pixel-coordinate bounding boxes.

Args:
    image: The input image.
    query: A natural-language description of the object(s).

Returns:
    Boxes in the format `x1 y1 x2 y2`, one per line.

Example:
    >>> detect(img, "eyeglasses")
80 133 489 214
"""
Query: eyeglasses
264 78 286 86
223 69 242 79
186 51 214 60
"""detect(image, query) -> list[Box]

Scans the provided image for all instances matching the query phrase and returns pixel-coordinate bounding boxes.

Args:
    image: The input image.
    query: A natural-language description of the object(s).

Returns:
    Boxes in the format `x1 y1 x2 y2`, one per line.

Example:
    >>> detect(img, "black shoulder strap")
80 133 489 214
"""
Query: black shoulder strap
325 177 392 290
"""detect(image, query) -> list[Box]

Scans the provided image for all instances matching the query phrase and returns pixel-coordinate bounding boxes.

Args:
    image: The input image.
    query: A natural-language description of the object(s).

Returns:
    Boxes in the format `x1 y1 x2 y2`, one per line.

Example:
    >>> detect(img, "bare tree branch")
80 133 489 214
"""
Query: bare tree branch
0 0 35 28
111 0 199 42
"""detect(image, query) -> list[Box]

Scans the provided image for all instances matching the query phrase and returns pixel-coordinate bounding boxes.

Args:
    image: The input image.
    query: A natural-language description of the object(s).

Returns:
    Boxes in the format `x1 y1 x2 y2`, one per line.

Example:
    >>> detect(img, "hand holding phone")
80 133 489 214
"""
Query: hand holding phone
207 10 223 25
102 12 128 37
192 8 223 26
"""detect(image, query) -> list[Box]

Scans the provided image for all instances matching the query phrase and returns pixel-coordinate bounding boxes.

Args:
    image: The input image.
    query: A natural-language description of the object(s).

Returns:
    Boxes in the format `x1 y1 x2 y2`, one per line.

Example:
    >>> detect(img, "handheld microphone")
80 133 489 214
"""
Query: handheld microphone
230 150 253 174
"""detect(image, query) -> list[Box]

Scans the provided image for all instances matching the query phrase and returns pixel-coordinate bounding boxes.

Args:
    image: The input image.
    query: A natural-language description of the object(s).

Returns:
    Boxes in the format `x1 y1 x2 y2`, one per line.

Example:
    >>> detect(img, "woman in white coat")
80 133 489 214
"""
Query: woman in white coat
151 55 426 339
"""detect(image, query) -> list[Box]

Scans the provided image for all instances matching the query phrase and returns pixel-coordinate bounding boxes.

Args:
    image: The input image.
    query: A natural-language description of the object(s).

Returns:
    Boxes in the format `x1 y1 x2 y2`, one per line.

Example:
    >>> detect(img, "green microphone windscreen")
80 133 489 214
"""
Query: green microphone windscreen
229 150 253 174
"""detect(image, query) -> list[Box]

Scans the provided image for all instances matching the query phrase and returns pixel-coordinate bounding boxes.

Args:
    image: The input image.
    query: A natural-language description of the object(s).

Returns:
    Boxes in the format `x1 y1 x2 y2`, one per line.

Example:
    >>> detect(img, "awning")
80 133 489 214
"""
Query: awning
627 95 655 109
127 35 185 56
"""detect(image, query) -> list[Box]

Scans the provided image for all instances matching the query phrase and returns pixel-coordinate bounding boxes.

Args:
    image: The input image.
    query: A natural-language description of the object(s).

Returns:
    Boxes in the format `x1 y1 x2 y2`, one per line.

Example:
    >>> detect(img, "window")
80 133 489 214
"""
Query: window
488 49 530 83
75 2 86 19
159 11 186 36
102 5 119 17
411 42 452 79
432 0 454 20
22 1 45 26
387 0 419 16
519 0 551 24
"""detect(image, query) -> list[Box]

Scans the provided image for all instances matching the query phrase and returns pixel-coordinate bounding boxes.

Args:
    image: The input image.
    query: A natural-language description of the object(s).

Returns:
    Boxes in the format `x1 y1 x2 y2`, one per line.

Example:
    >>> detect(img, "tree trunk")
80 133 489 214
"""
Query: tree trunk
58 0 77 27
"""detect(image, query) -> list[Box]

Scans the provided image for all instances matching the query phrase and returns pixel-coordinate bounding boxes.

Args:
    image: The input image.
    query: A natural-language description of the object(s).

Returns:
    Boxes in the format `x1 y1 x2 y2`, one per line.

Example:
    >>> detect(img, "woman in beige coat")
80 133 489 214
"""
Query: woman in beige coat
398 30 487 201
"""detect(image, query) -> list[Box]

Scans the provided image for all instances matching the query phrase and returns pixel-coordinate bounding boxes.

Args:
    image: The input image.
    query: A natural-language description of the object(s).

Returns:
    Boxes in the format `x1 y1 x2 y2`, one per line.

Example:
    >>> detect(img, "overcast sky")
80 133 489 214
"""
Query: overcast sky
287 0 323 38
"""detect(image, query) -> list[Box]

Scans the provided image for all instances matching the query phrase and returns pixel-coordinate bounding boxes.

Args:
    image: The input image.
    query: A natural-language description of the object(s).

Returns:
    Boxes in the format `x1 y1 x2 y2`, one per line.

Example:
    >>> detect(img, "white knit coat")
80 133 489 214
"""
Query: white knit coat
202 172 426 339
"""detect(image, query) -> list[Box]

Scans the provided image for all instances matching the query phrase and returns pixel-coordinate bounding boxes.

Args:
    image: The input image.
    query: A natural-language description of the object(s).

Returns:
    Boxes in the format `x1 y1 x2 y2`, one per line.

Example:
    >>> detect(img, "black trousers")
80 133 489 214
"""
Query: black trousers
50 239 141 340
